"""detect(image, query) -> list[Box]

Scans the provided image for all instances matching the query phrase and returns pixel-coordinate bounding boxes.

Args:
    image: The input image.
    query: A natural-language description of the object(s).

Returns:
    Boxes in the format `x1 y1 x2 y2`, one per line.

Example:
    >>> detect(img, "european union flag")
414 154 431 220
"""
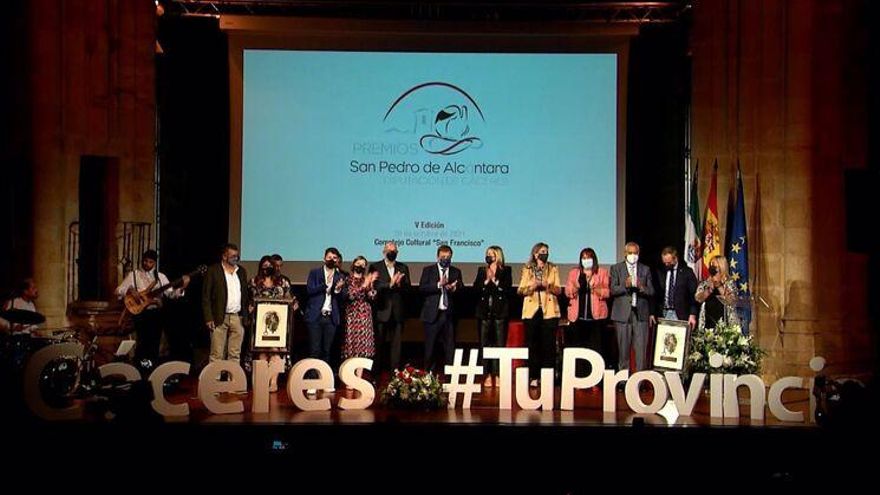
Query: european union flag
728 164 751 334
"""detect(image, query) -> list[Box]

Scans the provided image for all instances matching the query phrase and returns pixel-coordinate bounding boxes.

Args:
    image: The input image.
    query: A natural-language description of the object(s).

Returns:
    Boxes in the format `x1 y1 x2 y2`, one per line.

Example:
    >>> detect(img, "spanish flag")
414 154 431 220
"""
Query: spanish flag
701 160 721 279
684 160 702 279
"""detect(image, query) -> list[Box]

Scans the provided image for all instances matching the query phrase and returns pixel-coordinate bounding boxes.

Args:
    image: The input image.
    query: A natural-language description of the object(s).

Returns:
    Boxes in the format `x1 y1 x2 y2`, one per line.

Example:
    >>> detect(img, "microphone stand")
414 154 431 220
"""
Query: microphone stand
755 293 785 347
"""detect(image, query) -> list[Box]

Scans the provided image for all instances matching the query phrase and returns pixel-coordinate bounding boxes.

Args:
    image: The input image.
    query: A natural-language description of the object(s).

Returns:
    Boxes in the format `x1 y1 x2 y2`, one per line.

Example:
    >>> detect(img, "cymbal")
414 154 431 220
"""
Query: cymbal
0 309 46 325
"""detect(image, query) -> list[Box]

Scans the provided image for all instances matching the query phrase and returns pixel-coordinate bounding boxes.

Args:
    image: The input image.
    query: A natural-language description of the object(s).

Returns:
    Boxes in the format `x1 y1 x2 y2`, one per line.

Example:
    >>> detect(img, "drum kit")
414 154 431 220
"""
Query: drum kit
2 308 138 415
1 309 54 369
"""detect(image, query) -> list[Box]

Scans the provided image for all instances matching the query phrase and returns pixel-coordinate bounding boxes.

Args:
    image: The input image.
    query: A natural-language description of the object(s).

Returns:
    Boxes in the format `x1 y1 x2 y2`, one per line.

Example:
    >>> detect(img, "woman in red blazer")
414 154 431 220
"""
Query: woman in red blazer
564 248 611 373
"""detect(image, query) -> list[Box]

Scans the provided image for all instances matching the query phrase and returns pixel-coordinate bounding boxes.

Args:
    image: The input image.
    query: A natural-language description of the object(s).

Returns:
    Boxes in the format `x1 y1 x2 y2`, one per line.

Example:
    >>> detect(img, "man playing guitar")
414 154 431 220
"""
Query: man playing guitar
115 249 191 369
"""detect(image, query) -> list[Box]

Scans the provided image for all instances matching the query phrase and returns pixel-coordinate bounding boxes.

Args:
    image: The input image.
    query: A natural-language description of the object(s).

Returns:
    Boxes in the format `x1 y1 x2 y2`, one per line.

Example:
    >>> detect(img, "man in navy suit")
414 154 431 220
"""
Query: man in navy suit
419 245 462 373
610 241 654 372
305 247 346 388
652 246 698 329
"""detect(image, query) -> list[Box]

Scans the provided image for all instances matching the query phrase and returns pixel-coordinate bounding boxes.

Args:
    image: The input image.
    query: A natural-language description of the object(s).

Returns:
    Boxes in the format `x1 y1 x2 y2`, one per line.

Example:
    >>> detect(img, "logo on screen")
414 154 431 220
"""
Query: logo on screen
383 82 485 156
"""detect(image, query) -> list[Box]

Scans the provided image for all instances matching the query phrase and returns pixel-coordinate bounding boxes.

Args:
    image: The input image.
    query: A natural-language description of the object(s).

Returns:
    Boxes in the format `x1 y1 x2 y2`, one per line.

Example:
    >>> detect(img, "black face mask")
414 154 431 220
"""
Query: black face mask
708 265 718 276
537 253 549 263
386 251 398 262
325 260 336 269
261 267 274 276
438 258 451 268
353 265 365 274
485 256 494 265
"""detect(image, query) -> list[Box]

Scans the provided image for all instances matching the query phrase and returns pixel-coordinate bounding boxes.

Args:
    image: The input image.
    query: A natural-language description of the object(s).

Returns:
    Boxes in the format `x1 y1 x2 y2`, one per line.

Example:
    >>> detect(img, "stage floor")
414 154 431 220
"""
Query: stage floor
6 376 873 489
159 376 814 427
165 384 815 428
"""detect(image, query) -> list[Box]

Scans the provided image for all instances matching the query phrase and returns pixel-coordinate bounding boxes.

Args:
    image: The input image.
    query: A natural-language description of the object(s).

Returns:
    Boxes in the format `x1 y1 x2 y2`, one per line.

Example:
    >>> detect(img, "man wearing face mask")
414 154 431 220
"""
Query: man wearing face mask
305 247 346 389
652 246 698 330
202 243 250 367
610 242 654 372
369 242 410 378
419 245 462 373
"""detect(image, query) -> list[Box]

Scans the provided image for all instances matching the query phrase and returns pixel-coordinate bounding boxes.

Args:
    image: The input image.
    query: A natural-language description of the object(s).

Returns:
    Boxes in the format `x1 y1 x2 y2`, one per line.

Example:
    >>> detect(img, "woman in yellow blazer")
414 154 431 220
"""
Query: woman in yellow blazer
517 242 561 387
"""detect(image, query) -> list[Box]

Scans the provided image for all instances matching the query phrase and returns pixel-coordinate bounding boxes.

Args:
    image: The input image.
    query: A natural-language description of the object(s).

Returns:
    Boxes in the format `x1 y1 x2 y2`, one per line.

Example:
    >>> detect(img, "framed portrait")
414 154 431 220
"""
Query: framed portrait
253 298 291 350
652 318 691 372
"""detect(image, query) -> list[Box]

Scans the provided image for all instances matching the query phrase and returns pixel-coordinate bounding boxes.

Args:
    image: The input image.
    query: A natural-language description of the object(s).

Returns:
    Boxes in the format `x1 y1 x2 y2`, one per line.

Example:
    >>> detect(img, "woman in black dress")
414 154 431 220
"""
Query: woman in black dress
474 245 512 388
695 255 739 330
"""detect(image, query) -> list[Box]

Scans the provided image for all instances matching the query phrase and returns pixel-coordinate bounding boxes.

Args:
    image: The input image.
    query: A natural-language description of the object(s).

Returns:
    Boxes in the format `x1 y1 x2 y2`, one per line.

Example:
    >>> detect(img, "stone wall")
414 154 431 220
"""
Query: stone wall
27 0 157 327
690 0 871 380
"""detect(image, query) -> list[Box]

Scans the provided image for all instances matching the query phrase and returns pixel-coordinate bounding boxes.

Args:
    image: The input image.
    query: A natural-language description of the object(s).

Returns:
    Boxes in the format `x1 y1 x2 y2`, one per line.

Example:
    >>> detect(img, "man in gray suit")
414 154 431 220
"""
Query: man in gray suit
610 241 654 372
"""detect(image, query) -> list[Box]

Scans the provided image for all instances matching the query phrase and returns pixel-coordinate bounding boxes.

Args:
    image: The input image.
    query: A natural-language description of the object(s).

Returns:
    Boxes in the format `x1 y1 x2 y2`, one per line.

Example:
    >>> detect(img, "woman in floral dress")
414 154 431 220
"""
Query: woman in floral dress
342 256 378 379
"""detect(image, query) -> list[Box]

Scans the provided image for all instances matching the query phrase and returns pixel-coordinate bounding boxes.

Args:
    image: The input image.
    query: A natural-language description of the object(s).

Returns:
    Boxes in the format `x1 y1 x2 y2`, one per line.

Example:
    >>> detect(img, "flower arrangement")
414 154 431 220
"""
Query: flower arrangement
687 320 765 376
380 365 446 410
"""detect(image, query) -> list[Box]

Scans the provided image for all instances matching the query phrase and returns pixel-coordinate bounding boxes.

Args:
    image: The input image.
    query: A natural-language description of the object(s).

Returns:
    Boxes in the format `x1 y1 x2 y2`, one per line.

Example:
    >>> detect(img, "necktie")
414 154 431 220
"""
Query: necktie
629 264 637 307
440 268 448 309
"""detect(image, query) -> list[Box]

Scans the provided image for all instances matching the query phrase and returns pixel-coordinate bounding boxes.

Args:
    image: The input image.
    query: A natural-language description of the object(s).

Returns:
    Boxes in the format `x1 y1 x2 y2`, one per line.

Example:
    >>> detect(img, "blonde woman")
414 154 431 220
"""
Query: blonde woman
517 242 561 387
695 255 739 330
474 245 513 387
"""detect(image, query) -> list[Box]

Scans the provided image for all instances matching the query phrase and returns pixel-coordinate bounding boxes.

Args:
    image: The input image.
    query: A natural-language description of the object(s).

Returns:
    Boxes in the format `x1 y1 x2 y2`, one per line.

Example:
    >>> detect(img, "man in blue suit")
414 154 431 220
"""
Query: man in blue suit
652 246 698 329
305 247 346 389
419 245 462 373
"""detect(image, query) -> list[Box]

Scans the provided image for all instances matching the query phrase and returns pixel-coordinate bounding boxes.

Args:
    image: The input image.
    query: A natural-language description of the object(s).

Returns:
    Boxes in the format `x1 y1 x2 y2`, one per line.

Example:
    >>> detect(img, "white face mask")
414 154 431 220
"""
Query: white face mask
581 258 594 269
626 254 639 264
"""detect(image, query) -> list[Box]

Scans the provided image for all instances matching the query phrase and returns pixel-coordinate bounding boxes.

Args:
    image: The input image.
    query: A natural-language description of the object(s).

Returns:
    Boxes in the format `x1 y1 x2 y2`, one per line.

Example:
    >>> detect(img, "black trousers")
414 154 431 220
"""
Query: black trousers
565 319 605 376
524 309 558 381
423 311 454 374
133 309 163 366
478 318 507 376
375 319 403 373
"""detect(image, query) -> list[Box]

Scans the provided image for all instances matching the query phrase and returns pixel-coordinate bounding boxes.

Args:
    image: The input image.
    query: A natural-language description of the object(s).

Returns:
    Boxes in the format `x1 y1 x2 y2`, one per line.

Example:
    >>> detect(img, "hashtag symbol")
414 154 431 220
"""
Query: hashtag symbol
443 349 483 409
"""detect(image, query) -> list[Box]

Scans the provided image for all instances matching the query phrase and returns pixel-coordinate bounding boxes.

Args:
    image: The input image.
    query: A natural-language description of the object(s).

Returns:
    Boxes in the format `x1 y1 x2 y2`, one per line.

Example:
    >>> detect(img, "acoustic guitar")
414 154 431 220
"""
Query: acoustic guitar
124 265 206 315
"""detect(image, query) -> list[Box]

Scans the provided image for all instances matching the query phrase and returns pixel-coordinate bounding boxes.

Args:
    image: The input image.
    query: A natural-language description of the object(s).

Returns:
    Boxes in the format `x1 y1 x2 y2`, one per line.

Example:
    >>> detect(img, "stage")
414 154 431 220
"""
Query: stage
6 381 870 489
3 0 878 488
148 377 815 427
